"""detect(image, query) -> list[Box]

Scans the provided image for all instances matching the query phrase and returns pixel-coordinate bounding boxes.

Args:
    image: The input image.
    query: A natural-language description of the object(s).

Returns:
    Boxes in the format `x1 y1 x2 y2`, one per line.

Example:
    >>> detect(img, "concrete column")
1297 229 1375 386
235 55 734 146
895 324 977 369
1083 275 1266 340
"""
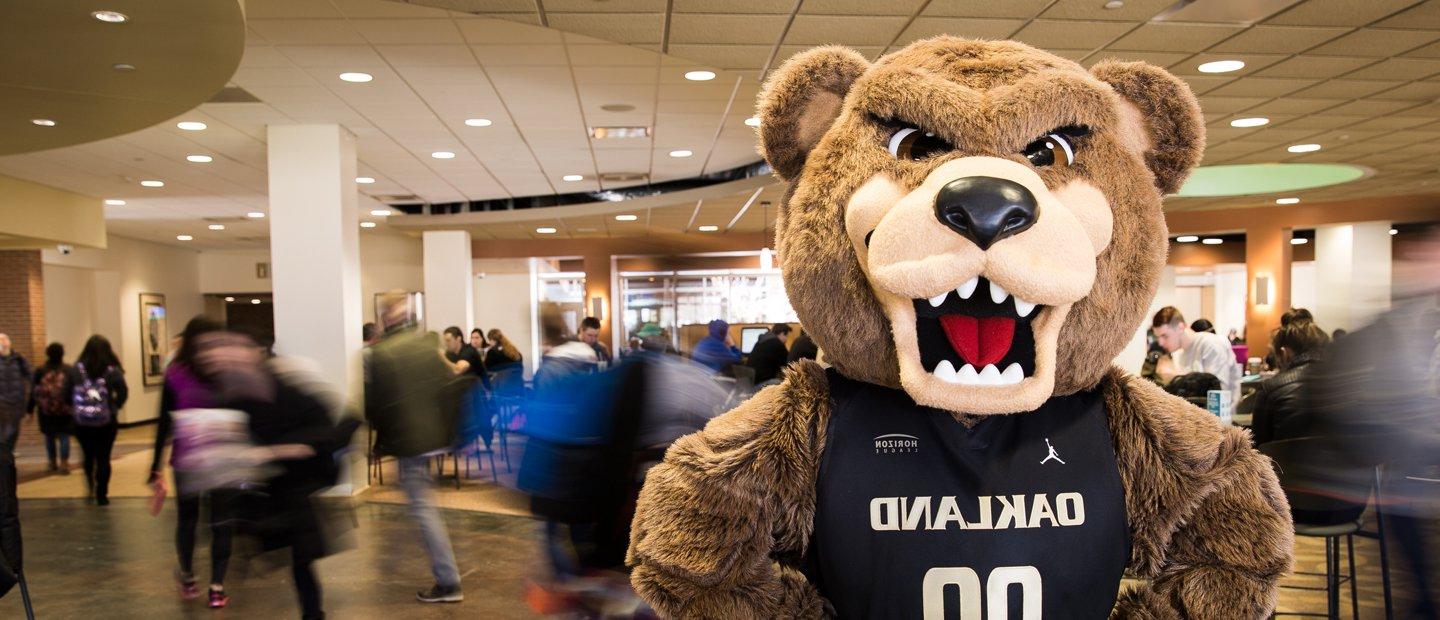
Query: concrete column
1315 221 1392 331
1244 224 1292 357
582 252 613 345
422 230 474 334
266 124 363 405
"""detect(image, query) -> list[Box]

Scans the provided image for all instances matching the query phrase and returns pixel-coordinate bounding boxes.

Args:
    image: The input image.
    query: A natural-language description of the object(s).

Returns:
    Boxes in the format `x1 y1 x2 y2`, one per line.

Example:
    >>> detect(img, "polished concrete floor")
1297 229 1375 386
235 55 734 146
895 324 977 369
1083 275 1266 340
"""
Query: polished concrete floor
0 498 547 619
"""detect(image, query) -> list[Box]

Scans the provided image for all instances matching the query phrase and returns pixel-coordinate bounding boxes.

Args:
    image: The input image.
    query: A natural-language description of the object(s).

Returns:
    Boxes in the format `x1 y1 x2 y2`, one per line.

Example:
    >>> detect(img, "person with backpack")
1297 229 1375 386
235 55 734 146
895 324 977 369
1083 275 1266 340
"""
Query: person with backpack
28 343 74 474
71 335 127 505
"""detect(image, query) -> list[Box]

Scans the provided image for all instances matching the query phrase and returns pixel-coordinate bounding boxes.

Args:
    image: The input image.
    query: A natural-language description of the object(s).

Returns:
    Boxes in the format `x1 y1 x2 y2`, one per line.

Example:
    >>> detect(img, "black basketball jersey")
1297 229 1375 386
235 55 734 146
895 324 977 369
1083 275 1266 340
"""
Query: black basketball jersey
804 370 1130 619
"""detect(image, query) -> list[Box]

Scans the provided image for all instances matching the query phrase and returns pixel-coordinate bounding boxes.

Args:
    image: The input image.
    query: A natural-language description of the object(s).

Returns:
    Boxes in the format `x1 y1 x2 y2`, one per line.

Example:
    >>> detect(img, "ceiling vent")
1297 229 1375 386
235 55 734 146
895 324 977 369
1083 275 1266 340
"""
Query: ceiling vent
599 172 648 183
1151 0 1301 24
207 86 262 103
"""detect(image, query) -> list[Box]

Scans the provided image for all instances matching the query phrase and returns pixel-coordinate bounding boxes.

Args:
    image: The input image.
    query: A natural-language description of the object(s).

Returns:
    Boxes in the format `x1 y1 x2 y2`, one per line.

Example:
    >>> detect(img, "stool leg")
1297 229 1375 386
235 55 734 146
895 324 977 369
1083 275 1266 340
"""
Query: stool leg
1328 536 1339 620
1374 466 1393 620
1347 534 1358 620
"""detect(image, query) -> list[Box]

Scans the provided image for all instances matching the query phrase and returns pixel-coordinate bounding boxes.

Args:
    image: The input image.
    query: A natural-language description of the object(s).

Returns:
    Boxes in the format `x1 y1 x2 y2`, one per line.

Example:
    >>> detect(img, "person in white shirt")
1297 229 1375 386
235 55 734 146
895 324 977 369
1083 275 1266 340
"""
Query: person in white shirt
1152 307 1241 413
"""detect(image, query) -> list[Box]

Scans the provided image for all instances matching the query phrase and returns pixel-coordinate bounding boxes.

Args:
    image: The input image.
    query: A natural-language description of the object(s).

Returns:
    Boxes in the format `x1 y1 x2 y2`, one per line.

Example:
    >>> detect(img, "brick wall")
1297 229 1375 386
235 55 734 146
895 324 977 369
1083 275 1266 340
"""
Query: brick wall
0 250 45 448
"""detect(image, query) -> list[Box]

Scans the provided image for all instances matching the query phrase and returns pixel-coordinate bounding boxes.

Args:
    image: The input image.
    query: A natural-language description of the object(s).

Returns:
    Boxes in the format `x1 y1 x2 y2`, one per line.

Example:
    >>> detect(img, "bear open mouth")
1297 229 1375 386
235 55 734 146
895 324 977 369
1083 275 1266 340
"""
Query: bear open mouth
913 276 1043 386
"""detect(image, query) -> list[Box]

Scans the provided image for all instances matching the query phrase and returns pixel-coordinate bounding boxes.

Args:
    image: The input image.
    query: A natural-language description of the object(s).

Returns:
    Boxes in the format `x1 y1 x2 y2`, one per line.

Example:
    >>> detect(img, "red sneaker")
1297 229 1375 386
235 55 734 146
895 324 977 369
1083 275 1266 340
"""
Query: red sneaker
208 588 230 609
178 573 200 600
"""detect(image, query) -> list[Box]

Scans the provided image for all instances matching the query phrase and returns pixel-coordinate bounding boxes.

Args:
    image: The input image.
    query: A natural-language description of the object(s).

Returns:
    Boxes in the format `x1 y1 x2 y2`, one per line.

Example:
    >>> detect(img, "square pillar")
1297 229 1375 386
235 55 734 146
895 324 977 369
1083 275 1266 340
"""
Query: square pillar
422 230 474 334
0 250 45 363
1315 222 1392 331
1245 224 1292 358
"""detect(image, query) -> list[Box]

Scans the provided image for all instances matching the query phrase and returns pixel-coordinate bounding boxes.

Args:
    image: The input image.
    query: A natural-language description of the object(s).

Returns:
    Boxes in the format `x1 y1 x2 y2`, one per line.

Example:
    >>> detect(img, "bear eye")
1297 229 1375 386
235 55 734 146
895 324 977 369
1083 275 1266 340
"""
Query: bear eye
886 126 953 161
1023 133 1076 167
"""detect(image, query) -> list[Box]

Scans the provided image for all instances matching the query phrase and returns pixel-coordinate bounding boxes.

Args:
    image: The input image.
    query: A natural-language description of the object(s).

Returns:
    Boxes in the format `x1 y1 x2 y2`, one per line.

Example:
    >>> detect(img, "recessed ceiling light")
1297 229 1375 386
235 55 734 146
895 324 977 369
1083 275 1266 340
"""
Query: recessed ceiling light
104 199 125 206
360 221 377 228
1197 60 1245 74
31 119 55 127
1290 238 1308 245
1175 235 1199 243
744 117 761 127
112 63 135 72
535 227 558 234
684 70 716 81
1275 197 1300 205
251 299 261 305
1230 117 1269 128
186 154 213 163
464 118 492 127
589 126 650 139
176 121 206 131
92 10 128 23
1287 143 1321 153
339 72 373 83
1201 238 1223 245
140 180 164 187
370 209 392 216
697 225 719 232
176 235 193 241
208 224 225 231
562 174 584 182
1103 0 1125 8
246 212 265 219
355 177 375 184
224 297 234 302
1390 228 1399 235
614 214 638 221
669 149 693 158
431 151 455 159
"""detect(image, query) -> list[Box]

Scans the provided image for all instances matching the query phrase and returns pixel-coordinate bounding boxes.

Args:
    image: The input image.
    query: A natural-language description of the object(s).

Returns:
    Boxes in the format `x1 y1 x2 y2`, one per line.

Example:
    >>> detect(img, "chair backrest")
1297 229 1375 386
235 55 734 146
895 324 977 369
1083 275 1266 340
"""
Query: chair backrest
1258 436 1371 525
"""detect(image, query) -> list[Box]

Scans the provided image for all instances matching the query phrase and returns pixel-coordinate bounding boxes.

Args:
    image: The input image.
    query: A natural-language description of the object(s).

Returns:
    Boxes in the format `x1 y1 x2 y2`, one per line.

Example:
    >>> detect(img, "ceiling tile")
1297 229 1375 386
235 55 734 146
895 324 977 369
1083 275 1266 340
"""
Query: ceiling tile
1110 23 1244 52
1170 53 1289 77
893 17 1025 47
1403 39 1440 58
1341 57 1440 80
1256 55 1375 78
1012 20 1135 50
1209 25 1349 54
1042 0 1175 21
546 13 665 44
469 44 569 65
672 0 792 13
801 0 926 16
274 45 386 67
1266 0 1422 27
1257 97 1346 113
350 19 464 44
544 0 667 12
666 44 773 70
455 18 562 44
332 0 454 18
376 45 477 66
784 15 911 46
669 14 789 45
244 0 343 19
922 0 1051 19
1289 79 1403 99
1204 77 1318 98
1371 81 1440 101
1308 28 1440 57
1198 96 1270 114
1375 2 1440 29
566 44 663 66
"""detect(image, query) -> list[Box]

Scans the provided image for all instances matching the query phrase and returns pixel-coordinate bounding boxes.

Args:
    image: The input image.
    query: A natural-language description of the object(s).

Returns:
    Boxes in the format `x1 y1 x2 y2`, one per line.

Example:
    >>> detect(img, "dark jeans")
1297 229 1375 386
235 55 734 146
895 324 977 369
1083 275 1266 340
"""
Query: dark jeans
174 472 235 585
293 550 323 619
43 432 70 465
73 425 117 500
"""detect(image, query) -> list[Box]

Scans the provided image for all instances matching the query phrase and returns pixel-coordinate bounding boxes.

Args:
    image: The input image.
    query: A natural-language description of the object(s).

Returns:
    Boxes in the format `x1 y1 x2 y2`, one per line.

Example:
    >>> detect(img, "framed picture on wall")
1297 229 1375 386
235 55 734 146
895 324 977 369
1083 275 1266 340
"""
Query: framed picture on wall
139 292 168 386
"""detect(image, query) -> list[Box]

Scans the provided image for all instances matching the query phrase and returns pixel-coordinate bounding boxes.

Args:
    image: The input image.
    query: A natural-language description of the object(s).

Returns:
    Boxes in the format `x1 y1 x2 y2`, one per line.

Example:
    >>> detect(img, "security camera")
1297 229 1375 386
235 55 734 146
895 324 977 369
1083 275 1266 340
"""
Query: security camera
57 244 73 255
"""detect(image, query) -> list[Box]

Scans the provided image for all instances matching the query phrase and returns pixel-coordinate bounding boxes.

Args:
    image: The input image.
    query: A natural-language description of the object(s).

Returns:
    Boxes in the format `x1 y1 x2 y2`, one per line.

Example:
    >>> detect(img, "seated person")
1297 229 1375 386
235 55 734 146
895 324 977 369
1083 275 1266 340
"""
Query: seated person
746 323 792 385
1244 320 1330 446
1153 306 1241 414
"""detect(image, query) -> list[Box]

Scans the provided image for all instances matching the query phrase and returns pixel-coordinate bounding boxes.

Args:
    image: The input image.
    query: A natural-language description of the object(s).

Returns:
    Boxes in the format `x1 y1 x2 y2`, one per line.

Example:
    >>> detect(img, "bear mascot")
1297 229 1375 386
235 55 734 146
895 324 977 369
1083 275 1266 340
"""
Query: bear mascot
627 37 1294 619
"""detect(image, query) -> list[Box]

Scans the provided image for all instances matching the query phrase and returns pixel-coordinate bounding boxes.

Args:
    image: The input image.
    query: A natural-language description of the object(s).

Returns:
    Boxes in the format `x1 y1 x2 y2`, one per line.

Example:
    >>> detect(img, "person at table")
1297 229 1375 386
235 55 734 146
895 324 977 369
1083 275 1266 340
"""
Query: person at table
746 323 792 386
1242 320 1329 445
1152 307 1240 412
691 320 741 373
787 329 818 364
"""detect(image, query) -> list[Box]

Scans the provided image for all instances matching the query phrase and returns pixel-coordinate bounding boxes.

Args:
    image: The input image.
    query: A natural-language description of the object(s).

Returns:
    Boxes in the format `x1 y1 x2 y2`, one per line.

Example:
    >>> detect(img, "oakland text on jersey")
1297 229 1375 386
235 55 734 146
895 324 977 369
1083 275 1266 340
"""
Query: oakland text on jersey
869 492 1086 531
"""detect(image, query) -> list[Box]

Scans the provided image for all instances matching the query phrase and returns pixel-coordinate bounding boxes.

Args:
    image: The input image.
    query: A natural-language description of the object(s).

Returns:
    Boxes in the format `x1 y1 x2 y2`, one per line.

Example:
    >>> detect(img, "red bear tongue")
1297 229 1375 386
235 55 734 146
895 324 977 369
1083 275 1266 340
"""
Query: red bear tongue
938 315 1015 367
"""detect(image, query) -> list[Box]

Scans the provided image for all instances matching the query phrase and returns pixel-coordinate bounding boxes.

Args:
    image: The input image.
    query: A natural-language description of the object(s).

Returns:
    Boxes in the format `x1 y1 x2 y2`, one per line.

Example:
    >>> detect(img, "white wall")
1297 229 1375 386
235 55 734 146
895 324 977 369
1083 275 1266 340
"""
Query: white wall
473 258 535 378
42 235 203 424
1212 264 1247 341
1116 266 1176 373
359 231 423 326
198 249 271 293
1291 261 1316 318
1315 222 1392 331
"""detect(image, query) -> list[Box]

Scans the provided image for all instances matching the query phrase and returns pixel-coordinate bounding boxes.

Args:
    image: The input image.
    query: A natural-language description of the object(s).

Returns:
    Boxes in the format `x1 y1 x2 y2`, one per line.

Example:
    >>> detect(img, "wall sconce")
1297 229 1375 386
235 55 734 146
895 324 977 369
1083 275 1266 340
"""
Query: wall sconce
1254 275 1271 306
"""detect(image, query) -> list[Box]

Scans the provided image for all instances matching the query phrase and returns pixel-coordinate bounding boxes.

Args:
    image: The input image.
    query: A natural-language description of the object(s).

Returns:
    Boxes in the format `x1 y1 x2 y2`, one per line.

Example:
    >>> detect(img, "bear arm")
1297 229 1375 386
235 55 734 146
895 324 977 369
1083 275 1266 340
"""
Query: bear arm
628 361 833 619
1103 369 1293 619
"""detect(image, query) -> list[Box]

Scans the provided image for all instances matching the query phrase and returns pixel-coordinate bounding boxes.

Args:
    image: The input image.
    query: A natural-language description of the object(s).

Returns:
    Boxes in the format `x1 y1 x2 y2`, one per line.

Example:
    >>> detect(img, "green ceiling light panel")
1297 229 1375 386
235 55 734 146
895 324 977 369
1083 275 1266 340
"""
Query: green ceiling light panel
1173 163 1368 198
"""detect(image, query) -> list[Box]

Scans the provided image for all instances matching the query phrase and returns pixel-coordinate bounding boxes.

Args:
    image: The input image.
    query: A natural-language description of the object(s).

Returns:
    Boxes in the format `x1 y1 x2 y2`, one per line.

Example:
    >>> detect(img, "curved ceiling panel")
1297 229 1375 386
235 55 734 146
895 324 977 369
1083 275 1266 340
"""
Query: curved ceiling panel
0 0 245 155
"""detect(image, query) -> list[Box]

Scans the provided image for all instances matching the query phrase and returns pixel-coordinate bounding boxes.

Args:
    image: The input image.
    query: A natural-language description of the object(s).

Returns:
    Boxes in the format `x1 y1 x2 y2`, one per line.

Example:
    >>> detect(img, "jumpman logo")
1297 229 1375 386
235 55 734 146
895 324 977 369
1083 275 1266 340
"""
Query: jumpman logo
1040 438 1065 465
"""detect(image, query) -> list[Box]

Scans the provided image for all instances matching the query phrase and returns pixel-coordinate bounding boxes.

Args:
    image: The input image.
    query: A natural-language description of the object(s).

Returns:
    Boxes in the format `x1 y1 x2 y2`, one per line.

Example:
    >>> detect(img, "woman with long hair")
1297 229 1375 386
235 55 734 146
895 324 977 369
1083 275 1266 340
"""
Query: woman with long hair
72 335 127 505
30 342 74 473
468 328 488 353
484 328 522 370
148 317 235 607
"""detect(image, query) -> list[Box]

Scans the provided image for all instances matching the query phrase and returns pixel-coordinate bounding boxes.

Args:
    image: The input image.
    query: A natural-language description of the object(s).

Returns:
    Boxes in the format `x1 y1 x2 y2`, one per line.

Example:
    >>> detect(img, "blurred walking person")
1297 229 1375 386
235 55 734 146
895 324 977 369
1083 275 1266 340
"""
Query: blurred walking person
366 299 464 604
0 335 30 448
29 343 73 474
147 317 237 607
71 335 127 505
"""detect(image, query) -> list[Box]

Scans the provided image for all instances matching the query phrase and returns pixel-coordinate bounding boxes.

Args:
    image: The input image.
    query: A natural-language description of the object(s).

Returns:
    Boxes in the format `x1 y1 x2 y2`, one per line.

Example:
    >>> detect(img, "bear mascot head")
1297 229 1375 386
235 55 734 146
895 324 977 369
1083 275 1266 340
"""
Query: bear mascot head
628 37 1292 620
758 37 1202 415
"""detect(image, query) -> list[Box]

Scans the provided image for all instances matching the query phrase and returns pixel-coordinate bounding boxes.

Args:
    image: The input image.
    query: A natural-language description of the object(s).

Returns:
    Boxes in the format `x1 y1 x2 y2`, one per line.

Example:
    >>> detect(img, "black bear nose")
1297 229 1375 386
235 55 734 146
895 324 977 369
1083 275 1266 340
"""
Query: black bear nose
933 176 1039 251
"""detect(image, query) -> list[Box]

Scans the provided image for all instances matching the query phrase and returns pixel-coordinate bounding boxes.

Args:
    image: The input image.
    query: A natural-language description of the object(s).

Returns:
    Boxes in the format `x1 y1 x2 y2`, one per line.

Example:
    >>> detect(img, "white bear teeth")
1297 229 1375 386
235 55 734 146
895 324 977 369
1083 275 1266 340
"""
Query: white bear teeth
932 361 1025 386
926 277 1038 318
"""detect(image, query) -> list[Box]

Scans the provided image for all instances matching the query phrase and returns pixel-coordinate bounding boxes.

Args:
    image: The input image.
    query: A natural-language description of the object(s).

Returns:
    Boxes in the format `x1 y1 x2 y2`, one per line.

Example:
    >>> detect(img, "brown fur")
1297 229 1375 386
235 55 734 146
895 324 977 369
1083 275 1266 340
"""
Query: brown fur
629 365 1293 617
631 38 1289 618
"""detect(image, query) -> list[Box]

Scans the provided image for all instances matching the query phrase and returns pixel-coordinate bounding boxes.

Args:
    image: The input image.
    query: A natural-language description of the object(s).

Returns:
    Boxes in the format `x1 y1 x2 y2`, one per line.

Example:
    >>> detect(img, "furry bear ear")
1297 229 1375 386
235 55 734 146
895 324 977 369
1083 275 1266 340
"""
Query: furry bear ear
1089 60 1205 195
757 46 871 181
